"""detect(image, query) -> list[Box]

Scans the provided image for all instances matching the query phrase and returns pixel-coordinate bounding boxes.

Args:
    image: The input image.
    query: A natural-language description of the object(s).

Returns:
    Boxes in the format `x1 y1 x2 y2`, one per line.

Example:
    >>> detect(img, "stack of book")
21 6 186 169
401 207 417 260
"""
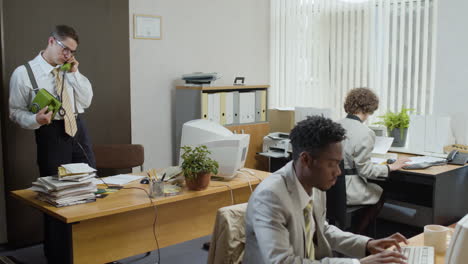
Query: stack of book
30 163 97 207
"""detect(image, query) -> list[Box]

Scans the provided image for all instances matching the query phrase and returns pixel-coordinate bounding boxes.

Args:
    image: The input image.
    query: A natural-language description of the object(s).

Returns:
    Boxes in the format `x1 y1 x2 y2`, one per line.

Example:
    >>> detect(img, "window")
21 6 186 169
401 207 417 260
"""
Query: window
270 0 438 121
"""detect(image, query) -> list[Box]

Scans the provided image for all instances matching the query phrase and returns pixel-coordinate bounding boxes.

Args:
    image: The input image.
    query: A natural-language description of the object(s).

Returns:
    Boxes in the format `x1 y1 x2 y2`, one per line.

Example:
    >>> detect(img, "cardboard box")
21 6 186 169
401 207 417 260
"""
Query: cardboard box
268 109 295 133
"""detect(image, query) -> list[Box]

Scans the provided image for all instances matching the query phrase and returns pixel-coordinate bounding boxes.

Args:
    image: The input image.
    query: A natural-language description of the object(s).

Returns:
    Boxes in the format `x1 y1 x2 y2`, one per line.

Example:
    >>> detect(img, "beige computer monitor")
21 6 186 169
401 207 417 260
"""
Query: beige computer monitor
445 214 468 264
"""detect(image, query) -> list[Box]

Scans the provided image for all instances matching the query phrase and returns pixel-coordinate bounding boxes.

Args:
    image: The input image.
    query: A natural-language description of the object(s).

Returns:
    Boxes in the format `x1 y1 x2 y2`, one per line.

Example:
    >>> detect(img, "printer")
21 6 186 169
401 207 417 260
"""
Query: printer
260 132 292 158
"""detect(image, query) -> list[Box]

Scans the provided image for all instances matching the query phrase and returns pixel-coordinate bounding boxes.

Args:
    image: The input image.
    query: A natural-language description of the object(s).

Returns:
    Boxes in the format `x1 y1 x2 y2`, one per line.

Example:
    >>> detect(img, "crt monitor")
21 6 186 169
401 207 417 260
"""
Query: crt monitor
445 213 468 264
294 106 333 124
179 119 250 180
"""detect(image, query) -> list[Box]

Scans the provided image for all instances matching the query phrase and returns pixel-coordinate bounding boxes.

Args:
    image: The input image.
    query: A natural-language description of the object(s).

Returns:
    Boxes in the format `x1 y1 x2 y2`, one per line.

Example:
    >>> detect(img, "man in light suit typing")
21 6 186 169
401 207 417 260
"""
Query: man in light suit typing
243 116 408 264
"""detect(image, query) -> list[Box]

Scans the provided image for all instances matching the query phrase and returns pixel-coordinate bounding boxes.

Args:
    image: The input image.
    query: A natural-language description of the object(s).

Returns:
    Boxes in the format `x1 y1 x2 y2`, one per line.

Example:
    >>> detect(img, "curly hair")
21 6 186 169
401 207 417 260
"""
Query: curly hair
344 88 379 115
289 116 346 161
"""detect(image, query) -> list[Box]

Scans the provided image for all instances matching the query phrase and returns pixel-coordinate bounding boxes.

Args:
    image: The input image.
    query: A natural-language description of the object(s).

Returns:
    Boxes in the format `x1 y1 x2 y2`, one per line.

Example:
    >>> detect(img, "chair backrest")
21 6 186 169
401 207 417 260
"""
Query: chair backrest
326 160 347 228
207 203 247 264
93 144 144 170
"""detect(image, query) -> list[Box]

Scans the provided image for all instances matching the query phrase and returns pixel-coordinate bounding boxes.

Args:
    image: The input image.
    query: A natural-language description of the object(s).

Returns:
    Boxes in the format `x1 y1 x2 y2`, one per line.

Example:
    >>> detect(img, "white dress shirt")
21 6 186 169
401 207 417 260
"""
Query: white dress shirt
9 52 93 130
293 172 361 264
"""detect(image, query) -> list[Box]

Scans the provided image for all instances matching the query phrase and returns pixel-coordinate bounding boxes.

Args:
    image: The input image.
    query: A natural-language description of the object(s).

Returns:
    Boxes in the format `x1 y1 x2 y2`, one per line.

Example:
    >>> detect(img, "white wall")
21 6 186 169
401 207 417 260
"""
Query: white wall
129 0 270 169
433 0 468 143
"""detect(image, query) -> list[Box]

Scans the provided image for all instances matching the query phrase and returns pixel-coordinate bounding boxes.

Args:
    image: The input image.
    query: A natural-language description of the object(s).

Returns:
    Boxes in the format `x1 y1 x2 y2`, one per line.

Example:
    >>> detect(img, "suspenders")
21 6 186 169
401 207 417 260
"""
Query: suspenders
24 62 39 95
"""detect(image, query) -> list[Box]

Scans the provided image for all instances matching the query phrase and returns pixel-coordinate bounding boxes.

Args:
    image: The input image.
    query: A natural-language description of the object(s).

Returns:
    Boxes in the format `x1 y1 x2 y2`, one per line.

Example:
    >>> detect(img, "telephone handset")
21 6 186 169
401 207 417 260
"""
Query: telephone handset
446 150 468 165
60 63 72 72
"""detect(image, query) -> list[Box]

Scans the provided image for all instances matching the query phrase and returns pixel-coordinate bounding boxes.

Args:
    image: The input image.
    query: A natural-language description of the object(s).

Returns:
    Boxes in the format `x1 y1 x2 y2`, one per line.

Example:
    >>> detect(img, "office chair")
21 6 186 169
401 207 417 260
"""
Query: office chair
326 161 376 236
93 144 145 173
207 203 247 264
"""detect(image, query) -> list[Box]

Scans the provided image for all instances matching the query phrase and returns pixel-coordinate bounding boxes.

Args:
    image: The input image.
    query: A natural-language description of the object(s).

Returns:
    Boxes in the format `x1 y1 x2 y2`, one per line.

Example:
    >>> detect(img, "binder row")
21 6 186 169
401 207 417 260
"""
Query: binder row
201 90 267 125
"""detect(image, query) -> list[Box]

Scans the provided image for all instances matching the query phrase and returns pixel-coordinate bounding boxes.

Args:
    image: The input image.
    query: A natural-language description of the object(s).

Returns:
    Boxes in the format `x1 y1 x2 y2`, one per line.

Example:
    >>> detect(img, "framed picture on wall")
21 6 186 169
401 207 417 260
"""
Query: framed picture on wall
133 14 162 40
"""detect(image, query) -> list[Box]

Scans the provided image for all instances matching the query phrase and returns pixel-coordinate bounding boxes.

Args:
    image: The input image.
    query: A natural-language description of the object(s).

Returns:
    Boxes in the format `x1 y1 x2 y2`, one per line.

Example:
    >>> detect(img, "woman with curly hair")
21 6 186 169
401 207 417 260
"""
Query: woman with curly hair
338 88 409 234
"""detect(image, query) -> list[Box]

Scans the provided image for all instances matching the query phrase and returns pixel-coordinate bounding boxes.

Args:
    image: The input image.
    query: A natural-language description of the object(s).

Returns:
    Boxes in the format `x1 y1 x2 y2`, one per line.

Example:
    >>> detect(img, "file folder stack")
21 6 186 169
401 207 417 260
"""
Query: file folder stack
201 90 266 125
182 72 220 85
30 163 97 207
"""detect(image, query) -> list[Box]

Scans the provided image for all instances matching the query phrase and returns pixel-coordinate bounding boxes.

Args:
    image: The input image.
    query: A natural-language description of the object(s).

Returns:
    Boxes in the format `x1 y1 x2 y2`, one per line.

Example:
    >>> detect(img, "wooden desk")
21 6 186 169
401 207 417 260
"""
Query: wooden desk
11 170 270 264
372 153 468 227
405 224 456 264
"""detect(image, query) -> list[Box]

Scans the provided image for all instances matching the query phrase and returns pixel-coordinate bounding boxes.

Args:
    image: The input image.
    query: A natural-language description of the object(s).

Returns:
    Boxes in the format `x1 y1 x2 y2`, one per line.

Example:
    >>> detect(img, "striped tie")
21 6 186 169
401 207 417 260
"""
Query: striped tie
304 201 315 260
53 68 77 137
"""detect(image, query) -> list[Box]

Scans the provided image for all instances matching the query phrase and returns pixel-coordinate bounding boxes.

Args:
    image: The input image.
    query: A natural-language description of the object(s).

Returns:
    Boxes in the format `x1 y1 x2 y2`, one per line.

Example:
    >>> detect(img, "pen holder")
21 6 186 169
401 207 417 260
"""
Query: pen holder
149 180 164 198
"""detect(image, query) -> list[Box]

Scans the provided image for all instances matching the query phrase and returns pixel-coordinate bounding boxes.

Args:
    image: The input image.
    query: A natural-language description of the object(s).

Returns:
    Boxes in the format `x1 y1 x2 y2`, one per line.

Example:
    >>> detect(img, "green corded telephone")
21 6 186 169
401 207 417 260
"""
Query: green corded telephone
30 89 62 119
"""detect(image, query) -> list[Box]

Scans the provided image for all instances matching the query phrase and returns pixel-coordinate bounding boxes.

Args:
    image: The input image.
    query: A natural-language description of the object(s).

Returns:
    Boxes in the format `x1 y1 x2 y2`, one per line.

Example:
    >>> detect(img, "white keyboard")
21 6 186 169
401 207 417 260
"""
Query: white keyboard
401 246 434 264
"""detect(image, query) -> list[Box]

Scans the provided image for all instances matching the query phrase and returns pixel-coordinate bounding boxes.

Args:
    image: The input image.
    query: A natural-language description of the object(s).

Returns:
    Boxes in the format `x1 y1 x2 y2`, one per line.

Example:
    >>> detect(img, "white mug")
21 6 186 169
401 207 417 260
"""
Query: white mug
424 224 448 254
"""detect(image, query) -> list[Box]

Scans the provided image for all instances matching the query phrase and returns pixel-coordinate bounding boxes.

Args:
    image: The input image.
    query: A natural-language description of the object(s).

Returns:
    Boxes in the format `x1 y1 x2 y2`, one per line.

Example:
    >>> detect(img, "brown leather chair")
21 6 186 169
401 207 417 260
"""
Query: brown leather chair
93 144 145 171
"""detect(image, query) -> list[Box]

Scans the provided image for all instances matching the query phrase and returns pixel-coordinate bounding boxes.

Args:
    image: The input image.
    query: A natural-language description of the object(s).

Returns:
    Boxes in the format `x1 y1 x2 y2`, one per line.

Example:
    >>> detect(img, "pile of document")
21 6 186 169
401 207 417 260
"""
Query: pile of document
30 163 97 207
182 72 220 84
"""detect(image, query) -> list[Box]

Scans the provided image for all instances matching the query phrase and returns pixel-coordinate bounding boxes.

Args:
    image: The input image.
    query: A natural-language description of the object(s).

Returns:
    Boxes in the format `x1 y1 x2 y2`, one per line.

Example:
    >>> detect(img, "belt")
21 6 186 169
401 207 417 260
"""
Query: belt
344 168 358 175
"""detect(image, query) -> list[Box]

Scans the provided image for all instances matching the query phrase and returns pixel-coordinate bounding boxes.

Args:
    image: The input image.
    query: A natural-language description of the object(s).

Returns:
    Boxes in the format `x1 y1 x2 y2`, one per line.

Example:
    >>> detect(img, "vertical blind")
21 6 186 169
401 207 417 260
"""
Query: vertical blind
270 0 438 121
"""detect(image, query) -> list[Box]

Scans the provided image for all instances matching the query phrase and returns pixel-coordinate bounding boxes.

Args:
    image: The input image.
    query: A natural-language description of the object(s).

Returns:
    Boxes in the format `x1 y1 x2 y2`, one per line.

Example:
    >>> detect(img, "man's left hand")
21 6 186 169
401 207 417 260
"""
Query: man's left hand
367 232 408 254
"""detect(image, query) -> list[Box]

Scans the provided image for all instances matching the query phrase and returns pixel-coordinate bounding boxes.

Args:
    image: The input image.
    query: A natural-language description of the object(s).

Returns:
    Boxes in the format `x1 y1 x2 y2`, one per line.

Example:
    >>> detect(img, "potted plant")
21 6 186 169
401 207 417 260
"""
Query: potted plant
374 108 413 147
180 145 219 191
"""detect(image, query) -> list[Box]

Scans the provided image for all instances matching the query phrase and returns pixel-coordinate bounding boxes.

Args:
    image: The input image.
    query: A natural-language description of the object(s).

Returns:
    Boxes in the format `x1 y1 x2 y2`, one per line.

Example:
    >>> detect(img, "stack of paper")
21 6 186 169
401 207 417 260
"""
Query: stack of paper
29 163 97 207
94 174 145 186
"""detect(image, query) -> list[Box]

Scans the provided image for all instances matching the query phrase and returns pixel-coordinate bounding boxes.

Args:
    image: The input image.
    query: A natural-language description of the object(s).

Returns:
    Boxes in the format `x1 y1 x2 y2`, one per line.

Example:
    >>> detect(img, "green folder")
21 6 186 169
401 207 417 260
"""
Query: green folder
30 89 62 119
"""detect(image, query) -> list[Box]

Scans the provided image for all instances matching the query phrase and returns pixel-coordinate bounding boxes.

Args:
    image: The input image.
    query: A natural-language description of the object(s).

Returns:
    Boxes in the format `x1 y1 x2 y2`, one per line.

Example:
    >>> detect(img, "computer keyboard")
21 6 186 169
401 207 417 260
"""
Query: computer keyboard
403 160 447 170
400 246 434 264
403 162 434 170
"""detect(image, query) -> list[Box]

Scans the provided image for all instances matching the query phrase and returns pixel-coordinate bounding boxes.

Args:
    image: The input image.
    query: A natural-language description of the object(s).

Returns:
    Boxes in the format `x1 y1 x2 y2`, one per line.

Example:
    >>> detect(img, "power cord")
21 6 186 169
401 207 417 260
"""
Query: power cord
240 168 264 182
236 170 253 193
122 186 161 264
208 183 235 205
60 108 161 263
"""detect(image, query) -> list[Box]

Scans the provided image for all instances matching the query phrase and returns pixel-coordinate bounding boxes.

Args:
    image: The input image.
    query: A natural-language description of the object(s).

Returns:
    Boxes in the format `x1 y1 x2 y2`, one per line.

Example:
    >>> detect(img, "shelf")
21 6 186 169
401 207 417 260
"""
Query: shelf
176 84 269 91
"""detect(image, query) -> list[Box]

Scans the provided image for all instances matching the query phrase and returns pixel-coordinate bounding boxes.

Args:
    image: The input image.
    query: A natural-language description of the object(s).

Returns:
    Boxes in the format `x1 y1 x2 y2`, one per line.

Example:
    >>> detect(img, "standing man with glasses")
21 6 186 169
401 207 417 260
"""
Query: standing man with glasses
9 24 96 177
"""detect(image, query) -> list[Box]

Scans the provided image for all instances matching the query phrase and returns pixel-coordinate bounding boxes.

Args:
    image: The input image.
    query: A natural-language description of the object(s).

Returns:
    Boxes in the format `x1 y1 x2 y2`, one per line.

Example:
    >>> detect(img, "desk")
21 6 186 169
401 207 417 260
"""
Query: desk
405 224 456 264
374 153 468 227
11 170 270 264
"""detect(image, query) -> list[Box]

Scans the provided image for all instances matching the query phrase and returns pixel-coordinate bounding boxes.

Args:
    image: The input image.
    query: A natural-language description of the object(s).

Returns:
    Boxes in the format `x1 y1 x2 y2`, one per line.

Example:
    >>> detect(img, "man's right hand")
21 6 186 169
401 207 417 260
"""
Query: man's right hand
388 157 411 171
360 250 407 264
36 106 52 125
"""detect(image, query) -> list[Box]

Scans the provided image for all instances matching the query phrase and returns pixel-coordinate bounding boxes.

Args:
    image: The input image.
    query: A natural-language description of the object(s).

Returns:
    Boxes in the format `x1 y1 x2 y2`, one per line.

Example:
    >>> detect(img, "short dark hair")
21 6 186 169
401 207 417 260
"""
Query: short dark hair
289 116 346 161
344 88 379 115
51 25 79 44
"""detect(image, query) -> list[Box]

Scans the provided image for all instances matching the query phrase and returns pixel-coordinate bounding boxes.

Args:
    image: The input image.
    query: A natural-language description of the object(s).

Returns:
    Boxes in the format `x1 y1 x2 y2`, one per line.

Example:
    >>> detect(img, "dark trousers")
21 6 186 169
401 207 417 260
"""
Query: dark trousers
34 116 96 176
36 116 96 262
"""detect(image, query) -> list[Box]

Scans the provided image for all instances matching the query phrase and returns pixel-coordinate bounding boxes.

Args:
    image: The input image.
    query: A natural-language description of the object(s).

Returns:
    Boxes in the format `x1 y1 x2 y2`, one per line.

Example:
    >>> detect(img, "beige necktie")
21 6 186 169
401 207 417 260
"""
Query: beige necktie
304 201 315 260
53 68 77 137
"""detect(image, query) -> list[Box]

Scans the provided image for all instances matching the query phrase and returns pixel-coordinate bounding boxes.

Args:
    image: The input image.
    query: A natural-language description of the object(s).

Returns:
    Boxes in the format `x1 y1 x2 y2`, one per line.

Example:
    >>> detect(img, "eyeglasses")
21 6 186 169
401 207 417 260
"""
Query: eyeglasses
54 37 77 55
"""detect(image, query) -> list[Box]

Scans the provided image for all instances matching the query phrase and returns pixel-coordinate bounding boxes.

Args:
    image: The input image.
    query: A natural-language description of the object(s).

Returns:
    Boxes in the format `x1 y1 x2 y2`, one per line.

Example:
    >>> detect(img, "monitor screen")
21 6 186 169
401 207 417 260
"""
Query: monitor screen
445 213 468 264
179 119 250 180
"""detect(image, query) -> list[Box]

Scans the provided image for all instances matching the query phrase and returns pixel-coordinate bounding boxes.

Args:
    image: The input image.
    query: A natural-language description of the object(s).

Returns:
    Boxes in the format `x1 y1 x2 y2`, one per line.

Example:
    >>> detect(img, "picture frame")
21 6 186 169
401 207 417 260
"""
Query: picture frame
133 14 162 40
233 77 245 85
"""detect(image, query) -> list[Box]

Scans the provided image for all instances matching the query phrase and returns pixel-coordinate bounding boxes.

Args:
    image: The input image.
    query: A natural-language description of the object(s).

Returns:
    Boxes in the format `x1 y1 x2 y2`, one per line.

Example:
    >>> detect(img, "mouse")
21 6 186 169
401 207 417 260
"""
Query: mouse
387 158 396 164
140 178 149 184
